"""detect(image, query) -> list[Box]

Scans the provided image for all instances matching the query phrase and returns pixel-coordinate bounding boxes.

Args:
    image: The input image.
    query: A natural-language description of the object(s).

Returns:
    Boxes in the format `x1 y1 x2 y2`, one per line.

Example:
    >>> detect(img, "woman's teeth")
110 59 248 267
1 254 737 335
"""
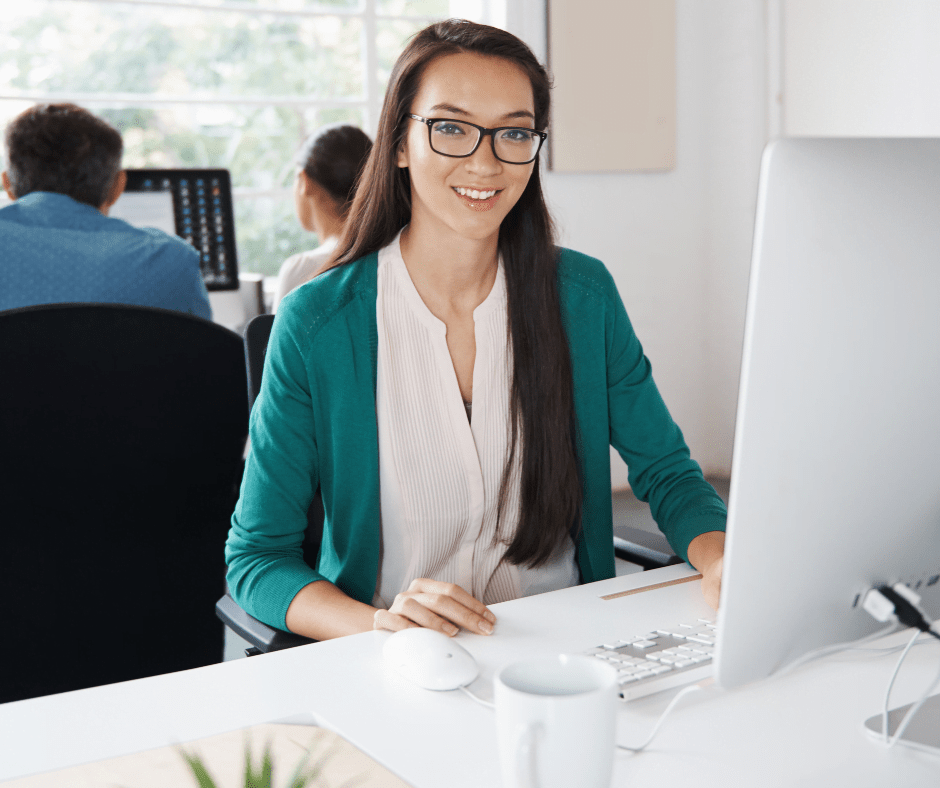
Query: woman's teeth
454 187 498 199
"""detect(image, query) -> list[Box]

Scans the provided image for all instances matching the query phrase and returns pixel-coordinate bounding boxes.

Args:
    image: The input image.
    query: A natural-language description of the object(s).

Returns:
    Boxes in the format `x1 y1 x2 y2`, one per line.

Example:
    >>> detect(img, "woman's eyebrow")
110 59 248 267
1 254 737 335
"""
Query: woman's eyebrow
428 103 535 122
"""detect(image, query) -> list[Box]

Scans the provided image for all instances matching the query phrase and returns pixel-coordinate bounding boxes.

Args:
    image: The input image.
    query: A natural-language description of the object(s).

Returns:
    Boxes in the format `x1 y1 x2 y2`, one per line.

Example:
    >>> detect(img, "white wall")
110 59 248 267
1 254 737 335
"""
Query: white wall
782 0 940 136
508 0 769 485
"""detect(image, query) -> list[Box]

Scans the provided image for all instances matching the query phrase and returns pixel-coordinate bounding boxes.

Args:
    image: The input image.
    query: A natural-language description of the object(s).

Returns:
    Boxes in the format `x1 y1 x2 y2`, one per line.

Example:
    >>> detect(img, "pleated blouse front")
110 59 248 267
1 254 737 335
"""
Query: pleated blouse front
373 233 578 608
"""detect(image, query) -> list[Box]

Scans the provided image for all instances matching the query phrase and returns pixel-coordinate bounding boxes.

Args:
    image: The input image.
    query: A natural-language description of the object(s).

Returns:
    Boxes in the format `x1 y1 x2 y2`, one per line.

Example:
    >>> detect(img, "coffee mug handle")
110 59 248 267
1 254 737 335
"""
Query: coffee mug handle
515 722 542 788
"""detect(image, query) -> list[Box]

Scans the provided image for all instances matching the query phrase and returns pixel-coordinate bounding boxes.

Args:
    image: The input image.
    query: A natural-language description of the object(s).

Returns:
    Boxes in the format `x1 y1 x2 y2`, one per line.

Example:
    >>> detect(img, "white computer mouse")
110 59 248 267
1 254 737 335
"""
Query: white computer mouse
382 627 480 691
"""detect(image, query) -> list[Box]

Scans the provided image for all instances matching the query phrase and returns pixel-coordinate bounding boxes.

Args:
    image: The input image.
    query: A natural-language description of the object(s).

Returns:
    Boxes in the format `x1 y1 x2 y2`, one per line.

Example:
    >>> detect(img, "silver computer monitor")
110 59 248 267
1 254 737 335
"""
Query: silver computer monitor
715 138 940 689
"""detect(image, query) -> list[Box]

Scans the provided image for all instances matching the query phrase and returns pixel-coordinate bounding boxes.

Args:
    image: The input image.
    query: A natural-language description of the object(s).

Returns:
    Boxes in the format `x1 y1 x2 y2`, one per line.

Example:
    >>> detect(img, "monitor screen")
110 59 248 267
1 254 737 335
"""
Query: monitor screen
111 169 239 291
715 138 940 689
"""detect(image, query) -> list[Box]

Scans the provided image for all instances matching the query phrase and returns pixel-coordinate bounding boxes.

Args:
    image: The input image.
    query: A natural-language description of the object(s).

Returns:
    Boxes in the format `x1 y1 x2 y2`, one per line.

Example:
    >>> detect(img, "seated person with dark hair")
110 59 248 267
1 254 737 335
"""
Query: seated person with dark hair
0 103 211 319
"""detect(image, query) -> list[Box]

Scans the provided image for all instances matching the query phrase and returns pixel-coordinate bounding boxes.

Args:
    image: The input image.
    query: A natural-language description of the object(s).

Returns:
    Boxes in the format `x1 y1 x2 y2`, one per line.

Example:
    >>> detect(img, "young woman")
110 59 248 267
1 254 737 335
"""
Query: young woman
272 124 373 311
226 20 727 641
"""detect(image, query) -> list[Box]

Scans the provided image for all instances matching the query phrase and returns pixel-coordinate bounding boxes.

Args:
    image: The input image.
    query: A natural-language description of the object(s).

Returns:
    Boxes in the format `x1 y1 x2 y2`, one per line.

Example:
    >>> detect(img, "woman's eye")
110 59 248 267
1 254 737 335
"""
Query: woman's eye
432 122 466 136
500 128 536 143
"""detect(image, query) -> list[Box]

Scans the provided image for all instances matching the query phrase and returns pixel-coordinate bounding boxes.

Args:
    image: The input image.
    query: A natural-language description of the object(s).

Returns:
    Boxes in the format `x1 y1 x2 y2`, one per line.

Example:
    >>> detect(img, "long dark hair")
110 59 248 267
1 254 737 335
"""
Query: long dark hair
331 19 581 568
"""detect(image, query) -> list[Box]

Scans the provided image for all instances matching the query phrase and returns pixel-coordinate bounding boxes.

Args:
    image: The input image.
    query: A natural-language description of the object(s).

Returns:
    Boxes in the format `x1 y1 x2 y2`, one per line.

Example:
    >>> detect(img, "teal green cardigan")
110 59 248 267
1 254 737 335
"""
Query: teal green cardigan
226 247 727 631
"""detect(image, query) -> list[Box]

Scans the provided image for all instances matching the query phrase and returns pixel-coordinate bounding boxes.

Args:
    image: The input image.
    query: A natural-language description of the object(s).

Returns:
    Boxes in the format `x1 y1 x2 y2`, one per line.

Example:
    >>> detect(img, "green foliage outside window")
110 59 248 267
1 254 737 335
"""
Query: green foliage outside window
0 0 478 277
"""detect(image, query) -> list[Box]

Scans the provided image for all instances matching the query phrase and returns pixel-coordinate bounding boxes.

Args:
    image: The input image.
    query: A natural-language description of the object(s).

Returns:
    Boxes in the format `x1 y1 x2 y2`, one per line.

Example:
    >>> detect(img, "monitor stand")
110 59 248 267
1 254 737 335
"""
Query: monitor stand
864 693 940 753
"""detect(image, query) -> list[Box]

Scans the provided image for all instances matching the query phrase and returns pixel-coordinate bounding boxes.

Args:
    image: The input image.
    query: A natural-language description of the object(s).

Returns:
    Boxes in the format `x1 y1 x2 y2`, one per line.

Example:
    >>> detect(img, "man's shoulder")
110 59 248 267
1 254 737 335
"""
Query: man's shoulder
124 223 199 262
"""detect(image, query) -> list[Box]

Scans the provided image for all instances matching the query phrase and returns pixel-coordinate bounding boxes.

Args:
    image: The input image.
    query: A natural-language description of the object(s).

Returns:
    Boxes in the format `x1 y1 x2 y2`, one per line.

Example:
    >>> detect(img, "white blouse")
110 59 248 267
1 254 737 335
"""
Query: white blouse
272 236 338 312
373 233 579 609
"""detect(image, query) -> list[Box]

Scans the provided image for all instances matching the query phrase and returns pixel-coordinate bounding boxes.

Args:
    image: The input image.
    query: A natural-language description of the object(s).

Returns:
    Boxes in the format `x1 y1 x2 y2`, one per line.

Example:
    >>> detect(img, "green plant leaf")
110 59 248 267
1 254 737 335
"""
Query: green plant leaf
179 750 219 788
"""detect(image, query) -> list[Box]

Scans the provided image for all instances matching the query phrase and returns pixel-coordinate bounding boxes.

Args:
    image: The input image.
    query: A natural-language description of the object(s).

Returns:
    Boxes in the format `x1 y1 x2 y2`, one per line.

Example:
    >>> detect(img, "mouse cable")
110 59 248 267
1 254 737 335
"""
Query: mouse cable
615 683 707 753
458 677 709 752
459 684 494 709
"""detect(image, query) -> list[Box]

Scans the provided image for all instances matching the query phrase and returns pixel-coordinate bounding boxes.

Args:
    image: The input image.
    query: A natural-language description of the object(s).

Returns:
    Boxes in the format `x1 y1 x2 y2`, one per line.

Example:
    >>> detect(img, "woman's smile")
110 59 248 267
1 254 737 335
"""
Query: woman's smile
452 186 503 211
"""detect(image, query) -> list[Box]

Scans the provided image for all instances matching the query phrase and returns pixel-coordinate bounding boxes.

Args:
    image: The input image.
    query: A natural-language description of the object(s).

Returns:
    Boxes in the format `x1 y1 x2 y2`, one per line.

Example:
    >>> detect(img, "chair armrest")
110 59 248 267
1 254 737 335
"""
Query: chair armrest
613 527 683 571
215 593 315 653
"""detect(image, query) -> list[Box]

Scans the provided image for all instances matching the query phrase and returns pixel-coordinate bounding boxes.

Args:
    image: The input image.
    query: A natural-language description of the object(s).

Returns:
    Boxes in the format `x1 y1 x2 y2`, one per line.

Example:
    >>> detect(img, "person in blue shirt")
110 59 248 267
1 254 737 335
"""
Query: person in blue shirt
0 103 211 319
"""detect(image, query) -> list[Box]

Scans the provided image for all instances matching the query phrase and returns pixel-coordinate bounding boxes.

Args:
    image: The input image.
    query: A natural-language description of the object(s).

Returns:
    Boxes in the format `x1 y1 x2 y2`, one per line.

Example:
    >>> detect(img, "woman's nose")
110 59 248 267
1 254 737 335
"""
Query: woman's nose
464 136 502 175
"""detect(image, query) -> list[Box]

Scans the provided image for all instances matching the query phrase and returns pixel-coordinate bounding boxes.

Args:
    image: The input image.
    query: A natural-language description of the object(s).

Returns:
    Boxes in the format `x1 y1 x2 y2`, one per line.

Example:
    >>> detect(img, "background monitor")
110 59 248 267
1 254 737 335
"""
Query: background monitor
111 168 239 291
715 138 940 689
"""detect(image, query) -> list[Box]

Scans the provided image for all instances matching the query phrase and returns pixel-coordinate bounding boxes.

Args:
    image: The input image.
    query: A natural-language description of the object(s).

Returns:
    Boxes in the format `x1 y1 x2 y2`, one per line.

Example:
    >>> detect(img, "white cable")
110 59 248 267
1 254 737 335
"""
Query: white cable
459 673 707 753
459 684 494 709
883 628 940 750
774 622 897 678
615 683 705 753
881 629 922 745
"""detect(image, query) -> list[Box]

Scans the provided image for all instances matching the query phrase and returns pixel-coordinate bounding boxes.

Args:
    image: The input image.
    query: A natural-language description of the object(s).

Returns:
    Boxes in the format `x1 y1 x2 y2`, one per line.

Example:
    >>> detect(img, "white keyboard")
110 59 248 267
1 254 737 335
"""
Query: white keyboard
584 617 716 701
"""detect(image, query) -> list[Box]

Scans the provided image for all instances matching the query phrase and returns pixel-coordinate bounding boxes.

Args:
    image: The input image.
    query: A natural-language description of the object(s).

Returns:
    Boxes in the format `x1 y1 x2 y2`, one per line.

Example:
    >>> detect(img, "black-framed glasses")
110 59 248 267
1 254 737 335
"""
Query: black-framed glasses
406 114 547 164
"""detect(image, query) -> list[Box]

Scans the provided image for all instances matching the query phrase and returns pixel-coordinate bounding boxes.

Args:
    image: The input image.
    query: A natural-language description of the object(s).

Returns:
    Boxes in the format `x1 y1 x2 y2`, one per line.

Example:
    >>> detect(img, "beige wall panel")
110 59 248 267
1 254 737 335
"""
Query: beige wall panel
548 0 676 172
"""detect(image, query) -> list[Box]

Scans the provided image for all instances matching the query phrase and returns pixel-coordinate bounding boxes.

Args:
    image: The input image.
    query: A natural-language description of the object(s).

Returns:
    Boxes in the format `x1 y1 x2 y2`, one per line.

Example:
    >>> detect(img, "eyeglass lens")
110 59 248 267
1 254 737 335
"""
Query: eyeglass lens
429 120 540 163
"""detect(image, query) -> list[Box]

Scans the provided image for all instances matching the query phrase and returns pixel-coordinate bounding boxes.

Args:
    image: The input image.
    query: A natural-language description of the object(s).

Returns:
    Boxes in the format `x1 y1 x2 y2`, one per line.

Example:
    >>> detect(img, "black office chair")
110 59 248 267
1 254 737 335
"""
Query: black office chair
0 303 249 703
216 313 677 656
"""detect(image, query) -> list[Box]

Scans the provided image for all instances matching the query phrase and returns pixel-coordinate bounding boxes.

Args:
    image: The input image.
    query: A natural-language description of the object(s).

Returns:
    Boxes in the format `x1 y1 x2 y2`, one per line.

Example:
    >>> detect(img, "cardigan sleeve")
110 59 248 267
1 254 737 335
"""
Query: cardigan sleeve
225 302 326 631
604 280 727 563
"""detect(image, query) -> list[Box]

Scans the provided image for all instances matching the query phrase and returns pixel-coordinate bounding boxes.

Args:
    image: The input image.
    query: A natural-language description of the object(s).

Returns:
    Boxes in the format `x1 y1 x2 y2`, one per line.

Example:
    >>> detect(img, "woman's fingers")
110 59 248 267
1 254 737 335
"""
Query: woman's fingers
373 609 420 632
385 579 496 635
413 591 493 634
410 579 495 621
700 556 723 611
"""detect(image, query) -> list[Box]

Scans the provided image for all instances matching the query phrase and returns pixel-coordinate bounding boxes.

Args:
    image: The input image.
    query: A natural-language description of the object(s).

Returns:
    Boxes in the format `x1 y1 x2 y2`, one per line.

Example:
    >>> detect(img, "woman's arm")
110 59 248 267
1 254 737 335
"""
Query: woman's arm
285 580 378 639
225 304 326 631
596 263 727 605
285 578 497 640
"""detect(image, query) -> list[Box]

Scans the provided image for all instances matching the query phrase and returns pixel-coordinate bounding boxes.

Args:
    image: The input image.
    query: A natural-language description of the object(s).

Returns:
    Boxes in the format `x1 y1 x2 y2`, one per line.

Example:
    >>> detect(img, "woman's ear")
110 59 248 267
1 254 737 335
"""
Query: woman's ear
396 140 409 169
298 170 315 195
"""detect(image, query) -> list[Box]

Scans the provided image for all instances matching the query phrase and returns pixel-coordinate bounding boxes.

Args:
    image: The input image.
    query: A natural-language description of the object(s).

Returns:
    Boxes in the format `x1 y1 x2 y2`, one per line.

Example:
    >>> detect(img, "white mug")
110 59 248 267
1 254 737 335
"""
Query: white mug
494 654 618 788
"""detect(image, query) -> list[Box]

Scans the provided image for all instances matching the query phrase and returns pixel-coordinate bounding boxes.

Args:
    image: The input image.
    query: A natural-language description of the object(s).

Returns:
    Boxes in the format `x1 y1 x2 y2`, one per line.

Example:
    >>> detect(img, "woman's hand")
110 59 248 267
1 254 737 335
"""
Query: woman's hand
686 531 726 611
373 579 496 637
698 554 723 611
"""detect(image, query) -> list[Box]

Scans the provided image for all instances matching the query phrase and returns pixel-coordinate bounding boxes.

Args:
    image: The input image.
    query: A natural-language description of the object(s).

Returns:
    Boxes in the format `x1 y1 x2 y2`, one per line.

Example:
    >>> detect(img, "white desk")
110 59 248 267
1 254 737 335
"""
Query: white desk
2 565 938 786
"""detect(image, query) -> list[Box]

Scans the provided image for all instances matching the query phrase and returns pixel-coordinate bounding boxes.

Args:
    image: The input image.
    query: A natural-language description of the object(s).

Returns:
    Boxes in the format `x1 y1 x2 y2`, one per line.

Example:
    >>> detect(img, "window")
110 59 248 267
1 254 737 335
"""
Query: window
0 0 505 276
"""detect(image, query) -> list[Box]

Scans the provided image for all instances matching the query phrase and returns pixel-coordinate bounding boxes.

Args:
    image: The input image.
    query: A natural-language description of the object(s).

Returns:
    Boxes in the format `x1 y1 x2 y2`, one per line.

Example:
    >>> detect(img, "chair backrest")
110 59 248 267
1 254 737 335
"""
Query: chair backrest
0 303 248 703
244 312 275 411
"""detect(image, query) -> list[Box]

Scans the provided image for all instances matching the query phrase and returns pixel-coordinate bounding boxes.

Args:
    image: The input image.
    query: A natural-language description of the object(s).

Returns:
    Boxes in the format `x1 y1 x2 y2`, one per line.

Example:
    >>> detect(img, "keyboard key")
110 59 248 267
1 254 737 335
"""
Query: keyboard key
673 659 695 668
632 640 656 649
650 665 673 674
618 675 640 685
632 670 655 680
684 635 715 645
